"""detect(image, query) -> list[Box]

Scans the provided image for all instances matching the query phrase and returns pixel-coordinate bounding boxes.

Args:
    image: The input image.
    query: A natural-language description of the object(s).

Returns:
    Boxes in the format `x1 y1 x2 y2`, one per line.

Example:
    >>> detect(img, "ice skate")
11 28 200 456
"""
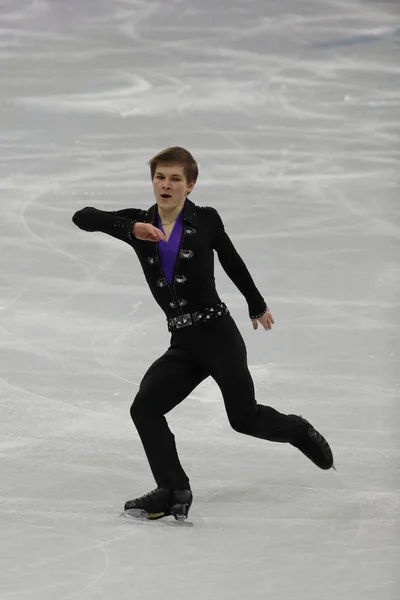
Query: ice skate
289 415 335 470
124 487 193 521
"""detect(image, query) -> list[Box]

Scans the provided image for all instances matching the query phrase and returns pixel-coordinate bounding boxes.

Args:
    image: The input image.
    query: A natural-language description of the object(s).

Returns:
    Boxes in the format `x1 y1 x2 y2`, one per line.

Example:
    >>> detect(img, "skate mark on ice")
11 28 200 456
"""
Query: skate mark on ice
60 543 110 600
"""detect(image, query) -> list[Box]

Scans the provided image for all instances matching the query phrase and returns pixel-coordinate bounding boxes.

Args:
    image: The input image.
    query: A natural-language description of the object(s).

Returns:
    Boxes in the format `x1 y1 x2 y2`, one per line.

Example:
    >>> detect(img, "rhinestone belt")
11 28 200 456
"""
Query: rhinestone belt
167 302 230 332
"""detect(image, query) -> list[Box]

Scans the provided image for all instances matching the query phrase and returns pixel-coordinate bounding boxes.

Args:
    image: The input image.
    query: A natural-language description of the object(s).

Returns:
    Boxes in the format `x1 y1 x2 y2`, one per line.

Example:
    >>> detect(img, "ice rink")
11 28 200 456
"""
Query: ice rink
1 0 399 598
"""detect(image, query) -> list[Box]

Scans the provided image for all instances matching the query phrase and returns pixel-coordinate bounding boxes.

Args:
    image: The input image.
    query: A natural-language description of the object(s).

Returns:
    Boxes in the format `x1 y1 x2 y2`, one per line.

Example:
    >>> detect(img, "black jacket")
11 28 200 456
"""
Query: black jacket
72 198 267 323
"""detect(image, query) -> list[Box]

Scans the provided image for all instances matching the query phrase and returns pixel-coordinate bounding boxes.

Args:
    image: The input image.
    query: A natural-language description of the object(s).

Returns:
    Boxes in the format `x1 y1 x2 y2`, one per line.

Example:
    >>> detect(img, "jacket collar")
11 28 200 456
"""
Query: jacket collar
147 197 196 227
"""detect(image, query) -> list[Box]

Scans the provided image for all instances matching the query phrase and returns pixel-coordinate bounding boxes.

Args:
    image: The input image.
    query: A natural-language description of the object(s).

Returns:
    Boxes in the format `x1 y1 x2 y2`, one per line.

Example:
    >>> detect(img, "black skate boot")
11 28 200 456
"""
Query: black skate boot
289 415 335 470
124 488 193 521
170 489 193 521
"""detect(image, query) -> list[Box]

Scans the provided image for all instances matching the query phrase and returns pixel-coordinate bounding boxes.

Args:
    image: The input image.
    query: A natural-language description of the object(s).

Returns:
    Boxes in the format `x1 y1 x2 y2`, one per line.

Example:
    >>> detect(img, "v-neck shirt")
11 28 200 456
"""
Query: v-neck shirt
157 205 184 285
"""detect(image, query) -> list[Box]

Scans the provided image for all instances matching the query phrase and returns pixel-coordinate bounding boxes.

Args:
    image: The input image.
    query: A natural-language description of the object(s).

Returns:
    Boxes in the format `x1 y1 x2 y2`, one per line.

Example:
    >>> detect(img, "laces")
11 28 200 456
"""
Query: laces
141 488 160 499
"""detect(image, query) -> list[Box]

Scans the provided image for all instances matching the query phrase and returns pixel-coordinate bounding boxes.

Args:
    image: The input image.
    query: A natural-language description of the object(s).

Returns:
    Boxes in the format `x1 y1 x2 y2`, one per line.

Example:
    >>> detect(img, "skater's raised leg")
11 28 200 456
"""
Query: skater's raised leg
197 315 334 469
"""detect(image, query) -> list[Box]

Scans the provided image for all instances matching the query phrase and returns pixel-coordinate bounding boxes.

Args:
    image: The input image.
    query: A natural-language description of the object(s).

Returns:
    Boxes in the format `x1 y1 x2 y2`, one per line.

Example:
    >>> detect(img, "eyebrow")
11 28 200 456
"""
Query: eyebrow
155 171 182 177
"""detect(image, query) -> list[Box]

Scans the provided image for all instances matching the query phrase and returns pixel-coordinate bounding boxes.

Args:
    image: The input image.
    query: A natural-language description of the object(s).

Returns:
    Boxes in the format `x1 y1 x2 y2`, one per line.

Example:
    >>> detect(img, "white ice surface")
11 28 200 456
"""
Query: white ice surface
0 0 399 599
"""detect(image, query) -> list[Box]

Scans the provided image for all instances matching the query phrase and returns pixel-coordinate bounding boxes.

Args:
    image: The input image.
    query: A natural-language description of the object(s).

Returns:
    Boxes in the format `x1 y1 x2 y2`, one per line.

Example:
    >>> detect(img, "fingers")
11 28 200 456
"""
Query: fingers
262 318 271 331
265 310 274 330
149 227 167 242
156 227 168 242
252 312 275 331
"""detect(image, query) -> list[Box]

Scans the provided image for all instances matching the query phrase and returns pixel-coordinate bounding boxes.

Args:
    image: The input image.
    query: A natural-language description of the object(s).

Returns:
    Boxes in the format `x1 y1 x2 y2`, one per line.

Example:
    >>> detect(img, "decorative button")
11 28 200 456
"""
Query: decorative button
147 256 158 265
169 302 176 308
180 249 194 259
184 226 196 235
157 277 168 288
178 299 187 307
174 274 187 284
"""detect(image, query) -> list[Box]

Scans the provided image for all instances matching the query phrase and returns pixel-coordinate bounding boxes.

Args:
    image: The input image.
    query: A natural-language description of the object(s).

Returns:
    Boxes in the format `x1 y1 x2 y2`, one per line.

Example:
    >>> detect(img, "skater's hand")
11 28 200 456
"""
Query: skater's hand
133 222 167 243
251 309 274 331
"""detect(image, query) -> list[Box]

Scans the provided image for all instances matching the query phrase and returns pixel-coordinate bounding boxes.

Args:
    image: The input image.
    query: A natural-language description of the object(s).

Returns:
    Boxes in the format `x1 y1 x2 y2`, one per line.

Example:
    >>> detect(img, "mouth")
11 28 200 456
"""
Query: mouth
160 194 172 199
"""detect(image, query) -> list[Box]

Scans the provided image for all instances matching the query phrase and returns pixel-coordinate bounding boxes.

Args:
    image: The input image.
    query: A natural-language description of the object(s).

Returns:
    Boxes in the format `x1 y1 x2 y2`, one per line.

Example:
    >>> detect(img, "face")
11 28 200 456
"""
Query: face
152 163 195 211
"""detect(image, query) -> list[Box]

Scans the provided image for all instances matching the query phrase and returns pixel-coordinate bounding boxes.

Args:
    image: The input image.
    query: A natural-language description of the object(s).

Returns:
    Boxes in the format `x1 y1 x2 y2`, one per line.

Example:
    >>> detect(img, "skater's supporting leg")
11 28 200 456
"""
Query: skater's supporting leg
130 343 208 489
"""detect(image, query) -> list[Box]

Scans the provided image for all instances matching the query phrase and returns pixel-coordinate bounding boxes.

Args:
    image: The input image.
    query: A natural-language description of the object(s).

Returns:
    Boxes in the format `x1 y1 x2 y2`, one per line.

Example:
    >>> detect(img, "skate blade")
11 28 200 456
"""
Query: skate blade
120 510 193 527
123 508 166 520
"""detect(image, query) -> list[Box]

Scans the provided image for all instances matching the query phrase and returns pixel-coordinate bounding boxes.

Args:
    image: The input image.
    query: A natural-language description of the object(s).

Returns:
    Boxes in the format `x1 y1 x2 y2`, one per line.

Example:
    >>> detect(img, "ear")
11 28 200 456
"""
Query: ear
187 180 196 194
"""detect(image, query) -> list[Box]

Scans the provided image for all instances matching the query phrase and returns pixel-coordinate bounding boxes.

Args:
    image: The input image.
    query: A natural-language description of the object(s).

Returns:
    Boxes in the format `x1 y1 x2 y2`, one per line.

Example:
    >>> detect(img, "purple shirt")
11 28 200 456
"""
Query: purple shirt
157 204 184 284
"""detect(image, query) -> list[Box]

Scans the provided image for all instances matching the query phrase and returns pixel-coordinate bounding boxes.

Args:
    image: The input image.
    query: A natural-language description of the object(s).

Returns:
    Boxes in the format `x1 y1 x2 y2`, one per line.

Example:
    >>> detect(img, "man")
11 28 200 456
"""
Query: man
72 146 334 521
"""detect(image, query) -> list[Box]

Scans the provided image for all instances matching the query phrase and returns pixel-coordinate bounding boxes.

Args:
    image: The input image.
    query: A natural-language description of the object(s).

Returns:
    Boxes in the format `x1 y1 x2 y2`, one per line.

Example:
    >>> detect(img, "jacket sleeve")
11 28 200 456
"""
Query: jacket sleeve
72 207 143 245
212 209 268 319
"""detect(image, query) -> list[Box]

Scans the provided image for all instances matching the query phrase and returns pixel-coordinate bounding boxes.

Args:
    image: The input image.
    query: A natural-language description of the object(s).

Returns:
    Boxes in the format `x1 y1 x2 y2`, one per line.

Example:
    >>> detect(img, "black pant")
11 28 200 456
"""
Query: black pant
130 314 299 490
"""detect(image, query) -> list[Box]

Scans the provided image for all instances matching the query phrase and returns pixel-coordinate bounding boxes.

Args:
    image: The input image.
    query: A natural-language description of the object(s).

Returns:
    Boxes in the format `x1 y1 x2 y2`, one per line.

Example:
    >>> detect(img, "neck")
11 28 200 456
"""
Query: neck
158 198 186 223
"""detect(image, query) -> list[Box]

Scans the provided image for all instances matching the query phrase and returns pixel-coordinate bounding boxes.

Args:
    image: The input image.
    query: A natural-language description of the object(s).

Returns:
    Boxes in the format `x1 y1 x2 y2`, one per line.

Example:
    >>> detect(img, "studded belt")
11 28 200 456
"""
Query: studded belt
167 301 230 332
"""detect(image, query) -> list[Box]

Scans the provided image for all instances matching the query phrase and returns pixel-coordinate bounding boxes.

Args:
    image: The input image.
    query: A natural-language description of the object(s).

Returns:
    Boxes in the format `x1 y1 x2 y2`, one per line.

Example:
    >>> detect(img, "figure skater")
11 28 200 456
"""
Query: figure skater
72 147 334 521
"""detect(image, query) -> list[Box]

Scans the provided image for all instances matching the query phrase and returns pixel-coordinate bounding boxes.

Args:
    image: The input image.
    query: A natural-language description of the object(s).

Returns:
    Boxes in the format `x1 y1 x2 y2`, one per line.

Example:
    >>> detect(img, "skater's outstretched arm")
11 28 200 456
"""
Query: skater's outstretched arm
72 207 143 245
